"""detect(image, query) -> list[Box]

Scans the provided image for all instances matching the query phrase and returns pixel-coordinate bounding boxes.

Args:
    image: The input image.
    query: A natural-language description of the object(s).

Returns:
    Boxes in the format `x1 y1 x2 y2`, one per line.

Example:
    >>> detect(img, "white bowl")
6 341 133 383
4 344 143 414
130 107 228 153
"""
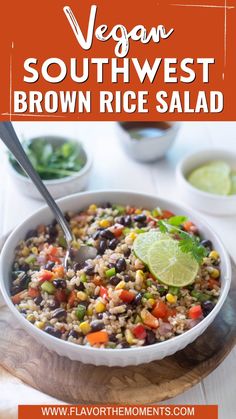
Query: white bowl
177 149 236 216
0 191 231 366
7 136 93 200
116 122 180 162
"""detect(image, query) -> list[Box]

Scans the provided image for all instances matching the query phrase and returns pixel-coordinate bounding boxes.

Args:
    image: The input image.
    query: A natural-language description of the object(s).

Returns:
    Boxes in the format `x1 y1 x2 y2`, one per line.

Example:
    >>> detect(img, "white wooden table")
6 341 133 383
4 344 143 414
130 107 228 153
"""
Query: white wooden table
0 122 235 419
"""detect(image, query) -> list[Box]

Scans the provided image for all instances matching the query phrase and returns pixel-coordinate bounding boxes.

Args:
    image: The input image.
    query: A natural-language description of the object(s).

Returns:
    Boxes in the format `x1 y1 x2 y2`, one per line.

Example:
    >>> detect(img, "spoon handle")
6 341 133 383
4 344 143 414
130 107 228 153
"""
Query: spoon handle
0 122 73 244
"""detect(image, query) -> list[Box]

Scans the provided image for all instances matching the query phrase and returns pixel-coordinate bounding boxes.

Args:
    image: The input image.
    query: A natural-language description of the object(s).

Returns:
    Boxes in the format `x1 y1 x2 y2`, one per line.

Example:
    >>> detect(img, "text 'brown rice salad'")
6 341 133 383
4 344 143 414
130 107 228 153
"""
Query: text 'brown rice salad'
11 204 221 348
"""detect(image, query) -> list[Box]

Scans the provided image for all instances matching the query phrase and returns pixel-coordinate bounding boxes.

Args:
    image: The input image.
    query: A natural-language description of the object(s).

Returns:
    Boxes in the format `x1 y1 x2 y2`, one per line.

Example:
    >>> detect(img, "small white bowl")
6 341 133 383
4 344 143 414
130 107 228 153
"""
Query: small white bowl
7 136 93 200
116 122 180 162
177 149 236 216
0 191 231 366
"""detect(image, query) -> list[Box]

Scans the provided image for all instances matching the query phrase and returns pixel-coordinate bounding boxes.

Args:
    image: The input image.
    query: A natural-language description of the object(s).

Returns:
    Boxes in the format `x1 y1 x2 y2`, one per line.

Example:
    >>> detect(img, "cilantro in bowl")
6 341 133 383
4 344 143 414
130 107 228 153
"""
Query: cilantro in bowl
9 137 87 180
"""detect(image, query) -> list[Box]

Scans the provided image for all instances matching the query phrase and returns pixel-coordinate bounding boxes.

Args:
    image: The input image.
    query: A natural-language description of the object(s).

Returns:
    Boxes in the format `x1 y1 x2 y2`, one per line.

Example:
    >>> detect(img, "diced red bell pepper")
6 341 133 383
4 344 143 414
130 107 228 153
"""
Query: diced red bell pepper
207 279 219 289
11 290 28 304
127 207 136 215
55 289 67 303
133 324 147 340
188 305 203 319
48 255 61 264
110 223 124 238
161 210 174 219
53 265 65 278
141 309 159 329
183 221 198 233
163 307 177 321
152 300 168 319
28 287 40 298
68 290 77 307
39 270 54 283
120 290 135 303
49 246 58 256
87 331 109 345
100 286 108 300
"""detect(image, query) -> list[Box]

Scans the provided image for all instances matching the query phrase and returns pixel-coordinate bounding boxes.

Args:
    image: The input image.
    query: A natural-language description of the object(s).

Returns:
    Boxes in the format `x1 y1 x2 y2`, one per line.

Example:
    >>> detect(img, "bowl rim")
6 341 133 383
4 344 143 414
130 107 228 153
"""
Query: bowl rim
7 135 93 185
116 121 181 142
177 148 236 201
0 190 232 356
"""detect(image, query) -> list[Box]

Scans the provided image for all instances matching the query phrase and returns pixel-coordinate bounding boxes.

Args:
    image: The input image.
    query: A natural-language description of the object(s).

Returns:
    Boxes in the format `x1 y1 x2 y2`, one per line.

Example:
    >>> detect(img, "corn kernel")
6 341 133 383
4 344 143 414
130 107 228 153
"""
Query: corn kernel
135 270 145 289
31 247 38 255
22 247 30 257
99 219 110 228
26 313 35 323
166 293 177 304
95 301 106 313
79 321 91 334
87 305 93 316
125 329 137 344
148 298 155 307
208 267 220 279
88 204 97 214
115 280 126 290
35 321 45 329
77 291 87 301
135 209 142 214
209 250 220 260
129 232 137 240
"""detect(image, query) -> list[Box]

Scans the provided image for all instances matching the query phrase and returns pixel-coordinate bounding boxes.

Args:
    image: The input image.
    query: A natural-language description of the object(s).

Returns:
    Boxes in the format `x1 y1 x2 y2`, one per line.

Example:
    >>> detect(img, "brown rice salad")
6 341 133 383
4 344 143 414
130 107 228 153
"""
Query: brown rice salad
10 204 221 348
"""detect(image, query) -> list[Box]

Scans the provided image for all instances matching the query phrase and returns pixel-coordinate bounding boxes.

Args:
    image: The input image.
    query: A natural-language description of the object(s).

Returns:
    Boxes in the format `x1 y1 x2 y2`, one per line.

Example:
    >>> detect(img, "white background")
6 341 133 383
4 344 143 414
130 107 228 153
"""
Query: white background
0 121 235 418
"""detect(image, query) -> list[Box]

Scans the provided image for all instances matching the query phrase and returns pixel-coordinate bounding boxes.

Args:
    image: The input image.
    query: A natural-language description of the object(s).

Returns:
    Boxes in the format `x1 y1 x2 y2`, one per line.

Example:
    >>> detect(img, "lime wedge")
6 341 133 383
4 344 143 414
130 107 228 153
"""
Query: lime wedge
188 162 231 195
148 239 199 287
133 231 167 264
208 160 231 175
230 171 236 195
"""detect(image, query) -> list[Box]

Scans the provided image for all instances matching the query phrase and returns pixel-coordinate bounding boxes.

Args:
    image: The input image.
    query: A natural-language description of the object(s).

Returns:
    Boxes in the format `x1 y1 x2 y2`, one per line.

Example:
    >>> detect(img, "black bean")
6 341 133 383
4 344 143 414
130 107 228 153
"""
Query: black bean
93 230 101 240
108 262 116 269
51 308 67 320
145 329 156 345
100 229 115 240
109 238 119 250
78 301 89 308
132 293 142 305
124 248 131 257
68 329 80 339
44 261 55 271
11 273 30 294
48 300 60 310
75 282 85 291
109 276 121 286
124 215 132 227
116 216 125 225
116 258 126 273
10 284 22 295
121 342 130 348
98 239 107 255
34 296 43 306
52 279 67 289
124 274 131 283
18 263 30 272
51 219 58 227
201 300 215 317
200 240 213 250
84 265 94 275
109 333 118 343
97 313 104 320
134 214 146 223
25 229 38 240
91 321 105 332
73 261 86 271
156 284 167 296
20 309 27 315
44 325 62 338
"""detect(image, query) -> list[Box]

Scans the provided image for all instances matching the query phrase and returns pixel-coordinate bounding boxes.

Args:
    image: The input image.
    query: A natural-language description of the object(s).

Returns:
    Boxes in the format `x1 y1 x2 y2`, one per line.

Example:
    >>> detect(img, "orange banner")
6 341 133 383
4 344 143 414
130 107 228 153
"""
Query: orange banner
18 405 218 419
1 0 236 120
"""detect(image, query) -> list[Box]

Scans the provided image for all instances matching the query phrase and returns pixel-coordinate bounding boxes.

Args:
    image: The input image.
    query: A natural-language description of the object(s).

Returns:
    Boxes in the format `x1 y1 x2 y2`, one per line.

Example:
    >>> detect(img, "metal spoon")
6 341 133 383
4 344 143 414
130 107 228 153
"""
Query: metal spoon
0 122 97 267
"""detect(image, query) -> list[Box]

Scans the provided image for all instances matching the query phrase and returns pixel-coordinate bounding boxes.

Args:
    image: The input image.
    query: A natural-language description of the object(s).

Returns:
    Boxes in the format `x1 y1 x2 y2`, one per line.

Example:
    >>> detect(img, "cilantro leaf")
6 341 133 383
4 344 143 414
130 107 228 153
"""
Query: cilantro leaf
168 215 188 226
179 231 207 264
